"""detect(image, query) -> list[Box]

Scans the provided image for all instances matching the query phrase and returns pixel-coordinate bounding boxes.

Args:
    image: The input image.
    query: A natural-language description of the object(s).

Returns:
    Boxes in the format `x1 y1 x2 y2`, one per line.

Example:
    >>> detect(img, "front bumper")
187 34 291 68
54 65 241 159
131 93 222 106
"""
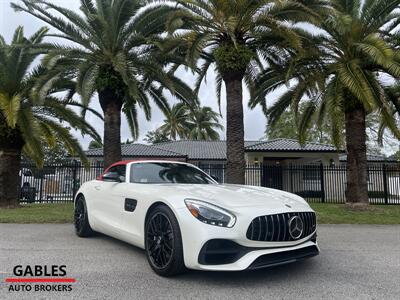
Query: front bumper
195 240 319 271
175 207 319 271
247 244 319 269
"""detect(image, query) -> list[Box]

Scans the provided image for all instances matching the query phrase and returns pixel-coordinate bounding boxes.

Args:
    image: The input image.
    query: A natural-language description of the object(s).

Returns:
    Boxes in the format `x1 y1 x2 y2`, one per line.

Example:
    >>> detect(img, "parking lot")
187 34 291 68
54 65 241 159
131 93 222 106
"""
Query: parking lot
0 224 399 299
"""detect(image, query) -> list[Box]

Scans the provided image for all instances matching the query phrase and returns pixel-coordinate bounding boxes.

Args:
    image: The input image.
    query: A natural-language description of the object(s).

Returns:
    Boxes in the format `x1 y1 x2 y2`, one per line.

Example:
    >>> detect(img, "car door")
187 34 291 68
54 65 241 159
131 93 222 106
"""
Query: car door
117 163 153 246
94 164 128 237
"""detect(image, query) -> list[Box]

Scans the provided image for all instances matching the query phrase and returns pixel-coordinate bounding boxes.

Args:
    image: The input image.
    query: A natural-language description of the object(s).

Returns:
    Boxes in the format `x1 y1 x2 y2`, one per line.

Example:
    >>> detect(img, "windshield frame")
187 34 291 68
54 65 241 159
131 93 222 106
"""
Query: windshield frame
128 162 218 185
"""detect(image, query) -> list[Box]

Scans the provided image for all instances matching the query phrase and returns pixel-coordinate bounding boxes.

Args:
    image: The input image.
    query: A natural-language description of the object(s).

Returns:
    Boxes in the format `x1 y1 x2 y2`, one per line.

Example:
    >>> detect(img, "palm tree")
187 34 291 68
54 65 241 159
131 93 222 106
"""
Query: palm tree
187 106 223 141
252 0 400 204
265 105 333 145
158 103 223 140
13 0 197 169
378 83 400 144
0 27 100 207
159 103 191 140
158 0 327 183
88 139 103 150
144 129 170 144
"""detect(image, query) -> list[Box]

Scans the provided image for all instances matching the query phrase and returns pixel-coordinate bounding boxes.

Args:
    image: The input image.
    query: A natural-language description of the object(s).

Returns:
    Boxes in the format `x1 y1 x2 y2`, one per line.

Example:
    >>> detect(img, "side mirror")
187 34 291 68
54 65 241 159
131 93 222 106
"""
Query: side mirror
211 175 219 182
103 172 123 182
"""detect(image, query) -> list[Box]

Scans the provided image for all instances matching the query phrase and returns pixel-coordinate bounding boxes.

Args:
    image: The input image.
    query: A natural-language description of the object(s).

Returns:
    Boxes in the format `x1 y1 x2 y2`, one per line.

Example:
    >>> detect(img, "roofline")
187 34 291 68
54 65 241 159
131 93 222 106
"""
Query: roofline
156 140 343 153
86 155 221 161
85 143 186 158
109 159 194 166
156 140 263 143
146 144 187 156
186 158 226 161
245 138 341 147
245 149 344 153
86 154 188 158
128 159 193 164
87 150 343 159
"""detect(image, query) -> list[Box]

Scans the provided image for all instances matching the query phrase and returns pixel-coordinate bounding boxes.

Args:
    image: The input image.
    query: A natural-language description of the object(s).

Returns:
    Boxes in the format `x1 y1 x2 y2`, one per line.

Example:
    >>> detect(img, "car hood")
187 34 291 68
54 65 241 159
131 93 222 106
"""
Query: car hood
156 183 310 211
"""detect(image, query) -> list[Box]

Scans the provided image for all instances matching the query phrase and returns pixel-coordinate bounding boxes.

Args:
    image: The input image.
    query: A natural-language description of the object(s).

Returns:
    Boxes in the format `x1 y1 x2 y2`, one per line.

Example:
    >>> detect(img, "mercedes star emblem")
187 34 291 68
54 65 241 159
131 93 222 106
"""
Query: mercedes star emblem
288 216 304 240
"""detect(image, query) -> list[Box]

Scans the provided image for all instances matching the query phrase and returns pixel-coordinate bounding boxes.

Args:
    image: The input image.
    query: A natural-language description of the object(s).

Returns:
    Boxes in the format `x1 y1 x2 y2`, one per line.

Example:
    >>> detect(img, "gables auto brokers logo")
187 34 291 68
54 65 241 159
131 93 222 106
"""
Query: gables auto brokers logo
5 265 76 293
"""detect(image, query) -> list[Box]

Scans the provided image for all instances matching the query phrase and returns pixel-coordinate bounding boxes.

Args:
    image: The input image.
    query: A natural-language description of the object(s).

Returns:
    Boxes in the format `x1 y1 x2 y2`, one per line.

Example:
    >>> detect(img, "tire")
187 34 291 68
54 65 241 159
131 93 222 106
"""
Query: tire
74 195 94 237
145 205 186 276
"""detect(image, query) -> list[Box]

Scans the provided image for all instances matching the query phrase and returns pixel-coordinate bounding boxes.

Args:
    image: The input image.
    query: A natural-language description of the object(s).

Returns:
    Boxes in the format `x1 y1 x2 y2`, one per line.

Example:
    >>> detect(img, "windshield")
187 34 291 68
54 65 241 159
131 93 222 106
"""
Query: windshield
130 163 215 184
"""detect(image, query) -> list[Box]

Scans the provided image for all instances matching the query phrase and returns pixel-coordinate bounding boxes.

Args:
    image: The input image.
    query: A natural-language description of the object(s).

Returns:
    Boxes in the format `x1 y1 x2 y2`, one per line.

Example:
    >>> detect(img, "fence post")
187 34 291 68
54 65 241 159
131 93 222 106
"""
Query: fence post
72 160 79 200
18 172 22 204
39 174 43 203
290 164 294 193
383 164 388 205
320 163 325 203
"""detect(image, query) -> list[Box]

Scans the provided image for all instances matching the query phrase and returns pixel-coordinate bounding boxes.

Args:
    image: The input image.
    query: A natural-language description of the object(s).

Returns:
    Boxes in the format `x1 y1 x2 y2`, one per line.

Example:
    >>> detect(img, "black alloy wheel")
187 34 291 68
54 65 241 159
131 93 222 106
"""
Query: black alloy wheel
145 205 186 276
74 196 94 237
147 213 174 268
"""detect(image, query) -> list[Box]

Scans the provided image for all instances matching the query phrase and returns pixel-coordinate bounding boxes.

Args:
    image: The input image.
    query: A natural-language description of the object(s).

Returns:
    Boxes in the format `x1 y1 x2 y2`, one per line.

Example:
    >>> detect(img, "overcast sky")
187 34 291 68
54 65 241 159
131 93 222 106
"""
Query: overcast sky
0 0 280 149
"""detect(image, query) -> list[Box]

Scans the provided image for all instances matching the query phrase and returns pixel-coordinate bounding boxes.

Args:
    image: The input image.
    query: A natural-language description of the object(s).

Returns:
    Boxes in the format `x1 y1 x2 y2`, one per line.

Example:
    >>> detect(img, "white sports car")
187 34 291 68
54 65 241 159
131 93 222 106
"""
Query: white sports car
74 160 319 276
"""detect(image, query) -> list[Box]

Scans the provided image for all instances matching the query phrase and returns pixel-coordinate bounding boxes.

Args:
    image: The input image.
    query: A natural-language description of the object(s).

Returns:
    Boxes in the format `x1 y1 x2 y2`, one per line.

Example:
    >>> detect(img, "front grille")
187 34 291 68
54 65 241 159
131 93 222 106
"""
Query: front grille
246 212 316 242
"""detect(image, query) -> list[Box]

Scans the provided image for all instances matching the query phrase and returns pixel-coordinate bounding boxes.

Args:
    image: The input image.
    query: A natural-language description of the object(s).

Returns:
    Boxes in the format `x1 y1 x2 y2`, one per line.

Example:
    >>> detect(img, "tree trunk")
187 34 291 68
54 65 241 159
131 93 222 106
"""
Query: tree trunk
0 148 22 207
345 105 369 204
99 89 122 170
224 76 246 184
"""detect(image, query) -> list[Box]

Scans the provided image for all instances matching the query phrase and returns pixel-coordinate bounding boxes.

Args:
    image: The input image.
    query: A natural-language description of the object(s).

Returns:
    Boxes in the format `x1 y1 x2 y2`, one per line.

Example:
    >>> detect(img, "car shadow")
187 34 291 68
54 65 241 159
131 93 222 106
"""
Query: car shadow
89 232 321 285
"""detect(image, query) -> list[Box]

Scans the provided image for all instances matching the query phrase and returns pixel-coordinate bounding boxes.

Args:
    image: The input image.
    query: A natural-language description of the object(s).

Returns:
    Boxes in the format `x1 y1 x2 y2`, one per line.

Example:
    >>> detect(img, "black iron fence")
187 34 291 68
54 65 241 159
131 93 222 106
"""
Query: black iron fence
19 161 104 204
199 163 400 205
18 162 400 205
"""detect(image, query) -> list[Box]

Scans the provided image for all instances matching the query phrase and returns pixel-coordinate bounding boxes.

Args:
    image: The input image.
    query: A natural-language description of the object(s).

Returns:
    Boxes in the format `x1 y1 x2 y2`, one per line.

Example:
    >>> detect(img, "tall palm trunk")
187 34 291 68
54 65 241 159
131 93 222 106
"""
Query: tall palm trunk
345 105 369 204
99 88 123 169
393 97 400 115
224 75 245 184
0 148 22 207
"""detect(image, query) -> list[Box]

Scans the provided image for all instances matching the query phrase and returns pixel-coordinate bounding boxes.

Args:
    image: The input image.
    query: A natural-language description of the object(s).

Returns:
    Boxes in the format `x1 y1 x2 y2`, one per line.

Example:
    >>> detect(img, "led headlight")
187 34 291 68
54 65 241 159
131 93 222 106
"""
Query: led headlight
184 199 236 228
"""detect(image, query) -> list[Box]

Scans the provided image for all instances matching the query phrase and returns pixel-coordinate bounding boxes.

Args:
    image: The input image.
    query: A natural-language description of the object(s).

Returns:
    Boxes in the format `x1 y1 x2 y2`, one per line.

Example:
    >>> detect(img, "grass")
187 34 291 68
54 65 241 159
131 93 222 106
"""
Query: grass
0 203 73 223
310 203 400 224
0 202 399 224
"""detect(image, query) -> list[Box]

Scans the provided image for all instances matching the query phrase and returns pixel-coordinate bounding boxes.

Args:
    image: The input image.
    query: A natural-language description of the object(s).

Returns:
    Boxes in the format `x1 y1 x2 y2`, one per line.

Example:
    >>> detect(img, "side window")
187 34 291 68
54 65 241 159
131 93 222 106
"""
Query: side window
103 165 126 181
106 166 118 174
115 165 126 178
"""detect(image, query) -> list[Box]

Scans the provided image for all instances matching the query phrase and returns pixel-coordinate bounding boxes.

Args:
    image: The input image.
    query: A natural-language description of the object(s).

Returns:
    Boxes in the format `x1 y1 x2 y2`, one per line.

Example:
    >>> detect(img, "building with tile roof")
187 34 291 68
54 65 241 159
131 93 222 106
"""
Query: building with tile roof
86 143 187 162
85 138 342 166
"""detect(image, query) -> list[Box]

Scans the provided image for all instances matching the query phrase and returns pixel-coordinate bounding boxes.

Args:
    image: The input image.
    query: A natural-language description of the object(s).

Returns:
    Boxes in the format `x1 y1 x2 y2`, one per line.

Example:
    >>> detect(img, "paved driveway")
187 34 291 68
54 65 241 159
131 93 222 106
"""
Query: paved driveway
0 224 399 300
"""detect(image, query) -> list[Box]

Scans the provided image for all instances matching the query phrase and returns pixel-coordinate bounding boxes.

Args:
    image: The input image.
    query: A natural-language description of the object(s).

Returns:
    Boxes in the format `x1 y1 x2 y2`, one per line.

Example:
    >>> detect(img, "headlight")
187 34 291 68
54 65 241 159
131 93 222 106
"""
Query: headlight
184 199 236 228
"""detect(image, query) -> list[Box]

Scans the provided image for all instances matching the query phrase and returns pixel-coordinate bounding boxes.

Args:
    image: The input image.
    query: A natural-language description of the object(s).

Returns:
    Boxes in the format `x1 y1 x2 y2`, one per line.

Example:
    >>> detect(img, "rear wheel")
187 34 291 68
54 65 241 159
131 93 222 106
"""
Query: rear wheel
74 195 94 237
145 205 186 276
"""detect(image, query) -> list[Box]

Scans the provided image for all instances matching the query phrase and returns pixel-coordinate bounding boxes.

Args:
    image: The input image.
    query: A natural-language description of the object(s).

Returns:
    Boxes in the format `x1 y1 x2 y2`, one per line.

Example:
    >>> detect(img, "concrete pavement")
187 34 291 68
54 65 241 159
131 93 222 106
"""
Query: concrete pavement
0 224 399 299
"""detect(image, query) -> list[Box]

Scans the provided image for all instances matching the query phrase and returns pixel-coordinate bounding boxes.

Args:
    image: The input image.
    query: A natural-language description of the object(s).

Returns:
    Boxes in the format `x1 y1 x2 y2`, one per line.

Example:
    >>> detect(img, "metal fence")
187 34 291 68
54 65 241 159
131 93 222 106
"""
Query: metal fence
18 162 400 205
200 163 400 205
19 161 104 204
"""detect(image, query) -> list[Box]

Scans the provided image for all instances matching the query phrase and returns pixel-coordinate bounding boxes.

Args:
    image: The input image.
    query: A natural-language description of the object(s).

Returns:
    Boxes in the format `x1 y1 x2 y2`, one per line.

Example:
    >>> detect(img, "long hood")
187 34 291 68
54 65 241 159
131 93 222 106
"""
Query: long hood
155 184 310 211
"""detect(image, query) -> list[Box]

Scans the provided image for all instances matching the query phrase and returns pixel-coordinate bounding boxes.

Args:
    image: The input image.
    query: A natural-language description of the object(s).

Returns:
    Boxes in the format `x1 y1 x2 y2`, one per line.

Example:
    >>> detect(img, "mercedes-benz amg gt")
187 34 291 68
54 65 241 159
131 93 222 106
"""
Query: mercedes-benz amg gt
74 160 319 276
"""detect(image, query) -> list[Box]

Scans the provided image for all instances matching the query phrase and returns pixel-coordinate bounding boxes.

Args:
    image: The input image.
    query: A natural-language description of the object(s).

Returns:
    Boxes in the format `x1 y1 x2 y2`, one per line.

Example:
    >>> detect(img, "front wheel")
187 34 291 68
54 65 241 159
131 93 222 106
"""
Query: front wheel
145 205 186 276
74 196 94 237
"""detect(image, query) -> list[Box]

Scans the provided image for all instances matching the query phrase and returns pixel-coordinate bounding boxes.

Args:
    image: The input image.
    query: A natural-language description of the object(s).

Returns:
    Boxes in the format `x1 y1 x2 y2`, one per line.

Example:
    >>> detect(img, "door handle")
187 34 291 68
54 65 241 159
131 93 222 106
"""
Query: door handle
94 186 101 191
